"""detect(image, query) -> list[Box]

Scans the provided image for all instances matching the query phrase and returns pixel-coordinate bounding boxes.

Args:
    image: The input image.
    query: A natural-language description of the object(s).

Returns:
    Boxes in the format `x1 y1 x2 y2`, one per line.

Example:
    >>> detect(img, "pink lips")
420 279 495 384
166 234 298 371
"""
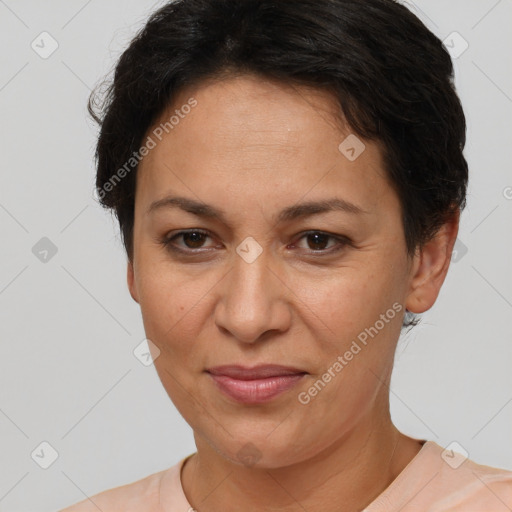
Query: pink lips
206 365 306 404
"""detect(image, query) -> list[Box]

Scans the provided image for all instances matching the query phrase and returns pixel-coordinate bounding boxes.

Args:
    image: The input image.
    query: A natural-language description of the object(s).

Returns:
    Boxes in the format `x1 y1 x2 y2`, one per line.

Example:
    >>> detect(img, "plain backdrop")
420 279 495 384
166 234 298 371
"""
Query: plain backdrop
0 0 511 510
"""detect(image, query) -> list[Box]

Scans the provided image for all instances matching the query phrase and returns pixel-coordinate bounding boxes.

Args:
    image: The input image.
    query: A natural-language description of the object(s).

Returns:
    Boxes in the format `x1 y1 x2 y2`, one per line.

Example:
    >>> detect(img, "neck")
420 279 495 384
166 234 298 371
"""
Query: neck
181 409 423 512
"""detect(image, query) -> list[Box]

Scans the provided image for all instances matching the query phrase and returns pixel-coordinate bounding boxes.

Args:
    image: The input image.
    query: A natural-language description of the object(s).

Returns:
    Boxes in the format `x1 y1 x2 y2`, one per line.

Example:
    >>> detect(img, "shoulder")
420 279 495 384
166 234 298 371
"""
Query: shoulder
433 445 512 511
411 441 512 511
58 466 171 512
366 441 512 512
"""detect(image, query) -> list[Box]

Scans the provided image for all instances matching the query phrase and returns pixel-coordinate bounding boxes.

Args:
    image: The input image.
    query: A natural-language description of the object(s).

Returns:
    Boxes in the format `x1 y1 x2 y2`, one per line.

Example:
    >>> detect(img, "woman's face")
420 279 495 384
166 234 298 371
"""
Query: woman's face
128 74 425 468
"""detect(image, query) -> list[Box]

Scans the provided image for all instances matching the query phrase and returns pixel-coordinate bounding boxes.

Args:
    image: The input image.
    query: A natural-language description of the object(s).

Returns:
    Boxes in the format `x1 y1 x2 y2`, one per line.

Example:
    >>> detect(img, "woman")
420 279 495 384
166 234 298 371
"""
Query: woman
61 0 512 510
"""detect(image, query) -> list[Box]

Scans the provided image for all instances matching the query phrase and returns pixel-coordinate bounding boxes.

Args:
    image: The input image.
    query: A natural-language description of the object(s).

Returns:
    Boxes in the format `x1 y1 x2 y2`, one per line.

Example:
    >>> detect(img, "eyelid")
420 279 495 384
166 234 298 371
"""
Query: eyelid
290 230 352 253
163 229 216 251
161 229 352 256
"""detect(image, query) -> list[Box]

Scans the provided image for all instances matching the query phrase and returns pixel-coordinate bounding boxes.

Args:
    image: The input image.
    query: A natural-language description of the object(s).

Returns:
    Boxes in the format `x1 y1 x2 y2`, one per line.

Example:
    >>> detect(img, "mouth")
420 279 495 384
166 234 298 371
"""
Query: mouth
206 365 307 404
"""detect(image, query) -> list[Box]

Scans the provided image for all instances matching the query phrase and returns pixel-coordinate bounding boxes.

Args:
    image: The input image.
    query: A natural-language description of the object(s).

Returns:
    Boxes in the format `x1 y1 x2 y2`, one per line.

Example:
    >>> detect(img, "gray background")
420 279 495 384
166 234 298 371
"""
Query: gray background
0 0 511 510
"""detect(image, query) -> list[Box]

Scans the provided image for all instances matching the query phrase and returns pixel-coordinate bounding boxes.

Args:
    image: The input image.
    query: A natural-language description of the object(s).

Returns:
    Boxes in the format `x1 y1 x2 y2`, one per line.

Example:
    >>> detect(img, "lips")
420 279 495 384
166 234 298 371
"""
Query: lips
206 365 306 404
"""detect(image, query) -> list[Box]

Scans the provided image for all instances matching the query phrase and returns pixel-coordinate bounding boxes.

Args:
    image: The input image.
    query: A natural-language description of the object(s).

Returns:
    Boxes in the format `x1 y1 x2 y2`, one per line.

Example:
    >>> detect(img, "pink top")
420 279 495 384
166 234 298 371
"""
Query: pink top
60 441 512 511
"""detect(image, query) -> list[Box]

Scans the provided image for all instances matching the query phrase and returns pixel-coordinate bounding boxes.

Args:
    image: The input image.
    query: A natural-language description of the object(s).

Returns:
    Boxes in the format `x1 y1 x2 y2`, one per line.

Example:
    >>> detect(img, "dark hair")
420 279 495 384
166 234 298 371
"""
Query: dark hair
88 0 468 326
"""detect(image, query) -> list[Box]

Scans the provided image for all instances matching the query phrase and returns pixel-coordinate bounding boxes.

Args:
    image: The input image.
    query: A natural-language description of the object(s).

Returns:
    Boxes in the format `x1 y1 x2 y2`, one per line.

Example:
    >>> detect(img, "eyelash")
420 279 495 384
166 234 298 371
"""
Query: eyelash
160 229 352 257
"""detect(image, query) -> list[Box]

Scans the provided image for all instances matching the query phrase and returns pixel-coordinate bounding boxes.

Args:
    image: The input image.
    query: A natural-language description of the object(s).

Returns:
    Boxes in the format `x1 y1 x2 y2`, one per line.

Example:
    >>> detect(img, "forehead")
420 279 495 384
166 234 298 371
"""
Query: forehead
135 74 392 216
160 74 349 150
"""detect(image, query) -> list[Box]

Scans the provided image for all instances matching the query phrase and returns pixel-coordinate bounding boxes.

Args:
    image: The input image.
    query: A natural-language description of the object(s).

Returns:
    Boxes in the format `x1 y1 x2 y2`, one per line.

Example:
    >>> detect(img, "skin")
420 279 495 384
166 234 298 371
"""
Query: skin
127 74 459 511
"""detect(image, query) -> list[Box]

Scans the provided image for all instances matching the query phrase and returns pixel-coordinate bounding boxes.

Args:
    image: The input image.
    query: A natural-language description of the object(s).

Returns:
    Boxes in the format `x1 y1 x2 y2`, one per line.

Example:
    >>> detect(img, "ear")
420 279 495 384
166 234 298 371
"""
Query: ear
127 259 140 304
405 211 460 314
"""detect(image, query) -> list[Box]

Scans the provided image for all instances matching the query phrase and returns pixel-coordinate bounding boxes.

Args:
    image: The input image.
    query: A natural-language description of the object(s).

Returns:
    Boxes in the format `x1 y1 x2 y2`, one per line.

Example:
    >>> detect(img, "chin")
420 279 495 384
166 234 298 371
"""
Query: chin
197 421 322 470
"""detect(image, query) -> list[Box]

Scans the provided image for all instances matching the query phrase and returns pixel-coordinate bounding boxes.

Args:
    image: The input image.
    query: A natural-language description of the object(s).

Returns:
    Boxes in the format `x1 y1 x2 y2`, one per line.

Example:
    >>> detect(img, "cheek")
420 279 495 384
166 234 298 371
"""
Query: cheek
136 270 202 354
291 366 384 459
293 265 398 340
137 272 207 414
292 263 404 401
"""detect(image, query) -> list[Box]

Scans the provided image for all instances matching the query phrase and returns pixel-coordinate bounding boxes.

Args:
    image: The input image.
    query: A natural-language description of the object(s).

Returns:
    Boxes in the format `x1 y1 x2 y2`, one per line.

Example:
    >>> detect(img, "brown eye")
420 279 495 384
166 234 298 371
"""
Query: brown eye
180 231 208 249
292 231 351 255
305 232 331 251
162 230 214 252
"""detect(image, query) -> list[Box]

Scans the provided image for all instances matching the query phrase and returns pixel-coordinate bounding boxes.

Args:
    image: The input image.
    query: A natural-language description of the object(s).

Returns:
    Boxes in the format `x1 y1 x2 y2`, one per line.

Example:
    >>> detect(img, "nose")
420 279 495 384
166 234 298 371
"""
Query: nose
214 247 292 344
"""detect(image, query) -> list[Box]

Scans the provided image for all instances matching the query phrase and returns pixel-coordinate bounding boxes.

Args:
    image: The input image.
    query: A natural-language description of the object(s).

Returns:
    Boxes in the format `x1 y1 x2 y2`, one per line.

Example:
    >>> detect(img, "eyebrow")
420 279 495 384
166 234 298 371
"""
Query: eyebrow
147 195 367 224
